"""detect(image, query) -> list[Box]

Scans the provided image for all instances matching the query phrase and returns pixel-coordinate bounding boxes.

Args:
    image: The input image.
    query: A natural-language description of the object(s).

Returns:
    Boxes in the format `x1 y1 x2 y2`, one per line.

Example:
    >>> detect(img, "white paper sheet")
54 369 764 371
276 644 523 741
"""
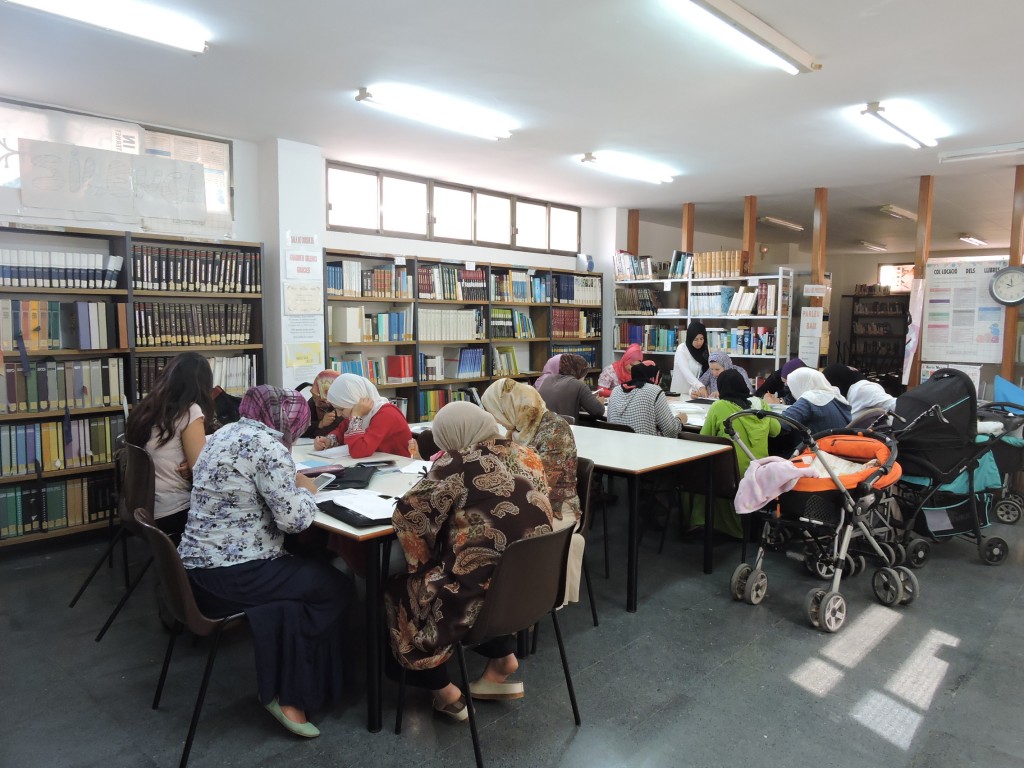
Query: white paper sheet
321 488 397 520
311 444 351 459
399 460 433 475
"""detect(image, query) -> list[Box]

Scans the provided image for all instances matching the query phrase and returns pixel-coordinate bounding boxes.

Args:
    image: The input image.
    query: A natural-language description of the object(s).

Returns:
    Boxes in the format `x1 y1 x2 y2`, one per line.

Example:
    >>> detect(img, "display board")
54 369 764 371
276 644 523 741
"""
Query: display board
921 256 1007 364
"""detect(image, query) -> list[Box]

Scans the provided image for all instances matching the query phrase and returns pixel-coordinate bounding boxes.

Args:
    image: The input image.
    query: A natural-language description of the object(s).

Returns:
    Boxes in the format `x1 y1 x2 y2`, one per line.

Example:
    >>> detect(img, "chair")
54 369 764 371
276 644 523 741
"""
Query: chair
846 407 890 430
394 525 580 768
588 421 636 577
560 414 576 425
414 428 441 459
133 508 247 768
671 432 742 555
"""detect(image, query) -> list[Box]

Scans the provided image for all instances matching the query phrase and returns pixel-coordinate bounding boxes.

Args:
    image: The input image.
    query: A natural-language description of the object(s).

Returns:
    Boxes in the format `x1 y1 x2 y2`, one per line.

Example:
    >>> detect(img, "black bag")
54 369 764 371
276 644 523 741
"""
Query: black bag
316 501 387 528
326 465 378 490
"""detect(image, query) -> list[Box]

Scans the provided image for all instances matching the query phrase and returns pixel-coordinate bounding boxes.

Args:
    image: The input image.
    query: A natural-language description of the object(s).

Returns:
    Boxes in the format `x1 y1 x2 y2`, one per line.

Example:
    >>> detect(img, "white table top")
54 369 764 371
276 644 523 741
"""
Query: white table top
570 424 732 474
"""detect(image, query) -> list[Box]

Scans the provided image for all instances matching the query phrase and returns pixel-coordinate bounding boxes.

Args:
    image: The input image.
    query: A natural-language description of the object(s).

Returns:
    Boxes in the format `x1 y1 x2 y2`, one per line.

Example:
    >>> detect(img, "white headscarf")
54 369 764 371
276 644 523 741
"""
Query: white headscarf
326 373 390 428
787 368 849 408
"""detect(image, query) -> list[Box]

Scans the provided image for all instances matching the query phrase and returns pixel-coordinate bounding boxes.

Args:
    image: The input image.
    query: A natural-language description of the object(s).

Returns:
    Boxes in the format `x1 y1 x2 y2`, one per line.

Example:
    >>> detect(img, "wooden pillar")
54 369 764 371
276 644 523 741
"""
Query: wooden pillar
1002 165 1024 381
742 196 757 272
907 175 934 390
627 209 640 255
681 203 695 252
811 188 828 309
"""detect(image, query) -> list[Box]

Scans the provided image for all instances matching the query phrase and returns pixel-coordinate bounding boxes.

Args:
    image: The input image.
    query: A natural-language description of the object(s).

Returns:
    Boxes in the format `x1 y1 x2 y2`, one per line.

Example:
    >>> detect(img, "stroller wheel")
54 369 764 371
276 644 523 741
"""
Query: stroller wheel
906 539 931 569
994 498 1023 525
872 567 904 606
893 542 907 566
894 566 919 605
810 556 835 580
853 554 866 576
817 591 847 633
876 542 896 567
981 537 1009 566
729 563 753 601
804 588 827 629
743 569 768 605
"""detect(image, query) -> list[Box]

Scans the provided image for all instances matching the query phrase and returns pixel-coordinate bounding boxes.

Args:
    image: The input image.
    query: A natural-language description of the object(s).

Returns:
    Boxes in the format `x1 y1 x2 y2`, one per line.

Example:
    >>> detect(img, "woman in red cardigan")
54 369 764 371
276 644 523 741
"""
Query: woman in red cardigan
313 373 412 458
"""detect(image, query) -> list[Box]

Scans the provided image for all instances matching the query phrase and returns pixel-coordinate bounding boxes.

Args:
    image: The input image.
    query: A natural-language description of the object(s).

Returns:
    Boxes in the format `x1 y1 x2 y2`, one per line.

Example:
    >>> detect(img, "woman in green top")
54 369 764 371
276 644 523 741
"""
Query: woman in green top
690 368 780 538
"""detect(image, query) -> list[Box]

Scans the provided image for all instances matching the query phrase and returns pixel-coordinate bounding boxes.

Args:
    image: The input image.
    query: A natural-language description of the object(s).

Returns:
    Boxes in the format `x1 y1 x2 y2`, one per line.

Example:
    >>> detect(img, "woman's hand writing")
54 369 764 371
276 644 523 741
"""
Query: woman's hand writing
313 435 333 451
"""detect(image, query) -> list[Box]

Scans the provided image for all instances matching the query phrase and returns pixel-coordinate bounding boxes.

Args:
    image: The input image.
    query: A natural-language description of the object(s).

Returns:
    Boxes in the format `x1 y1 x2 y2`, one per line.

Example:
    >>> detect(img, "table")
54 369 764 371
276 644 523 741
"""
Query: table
292 444 418 733
569 425 733 612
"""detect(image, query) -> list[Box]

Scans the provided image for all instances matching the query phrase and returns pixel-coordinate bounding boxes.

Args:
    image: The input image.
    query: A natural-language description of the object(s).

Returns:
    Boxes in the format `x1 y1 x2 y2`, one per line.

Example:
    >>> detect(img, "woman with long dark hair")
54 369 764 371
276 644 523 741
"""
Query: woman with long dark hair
125 352 215 537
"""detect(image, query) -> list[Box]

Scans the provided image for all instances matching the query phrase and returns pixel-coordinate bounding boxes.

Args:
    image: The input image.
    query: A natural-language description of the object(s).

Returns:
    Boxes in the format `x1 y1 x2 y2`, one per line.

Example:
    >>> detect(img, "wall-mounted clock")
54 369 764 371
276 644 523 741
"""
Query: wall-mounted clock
989 265 1024 306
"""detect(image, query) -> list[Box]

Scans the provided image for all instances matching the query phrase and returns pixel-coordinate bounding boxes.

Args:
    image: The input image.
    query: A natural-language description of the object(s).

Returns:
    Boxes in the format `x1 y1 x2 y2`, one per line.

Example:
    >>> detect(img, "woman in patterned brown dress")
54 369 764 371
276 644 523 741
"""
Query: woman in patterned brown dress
385 402 554 721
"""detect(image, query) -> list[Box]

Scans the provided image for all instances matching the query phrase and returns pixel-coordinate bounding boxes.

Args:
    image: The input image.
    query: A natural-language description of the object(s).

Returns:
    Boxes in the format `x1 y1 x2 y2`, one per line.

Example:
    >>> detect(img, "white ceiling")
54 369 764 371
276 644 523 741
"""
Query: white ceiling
1 0 1022 256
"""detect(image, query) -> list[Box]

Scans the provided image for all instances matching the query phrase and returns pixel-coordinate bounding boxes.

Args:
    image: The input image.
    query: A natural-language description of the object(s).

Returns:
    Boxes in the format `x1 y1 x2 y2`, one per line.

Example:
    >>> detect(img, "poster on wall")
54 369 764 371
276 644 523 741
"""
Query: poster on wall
921 257 1007 364
281 315 324 389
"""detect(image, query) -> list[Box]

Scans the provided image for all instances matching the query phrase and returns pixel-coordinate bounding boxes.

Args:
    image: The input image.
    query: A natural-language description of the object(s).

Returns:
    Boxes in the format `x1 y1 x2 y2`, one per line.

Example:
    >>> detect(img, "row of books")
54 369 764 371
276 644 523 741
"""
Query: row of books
418 307 485 341
131 244 261 293
613 324 683 353
330 353 415 386
550 343 598 367
325 261 414 299
0 476 116 540
613 251 668 281
489 307 535 338
552 274 601 306
1 413 125 477
417 388 476 422
133 302 253 347
704 326 777 356
2 358 126 413
688 282 778 317
492 346 520 376
682 249 749 279
614 287 664 315
0 300 128 352
490 270 548 303
417 264 488 301
0 248 123 289
446 347 485 379
135 354 257 400
552 308 600 339
328 305 412 343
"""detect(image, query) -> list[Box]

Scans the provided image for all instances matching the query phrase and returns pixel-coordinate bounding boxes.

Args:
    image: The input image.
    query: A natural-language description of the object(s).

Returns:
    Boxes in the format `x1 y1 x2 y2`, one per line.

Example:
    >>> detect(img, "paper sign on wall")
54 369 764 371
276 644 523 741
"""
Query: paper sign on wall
285 249 322 280
799 307 824 337
803 284 827 297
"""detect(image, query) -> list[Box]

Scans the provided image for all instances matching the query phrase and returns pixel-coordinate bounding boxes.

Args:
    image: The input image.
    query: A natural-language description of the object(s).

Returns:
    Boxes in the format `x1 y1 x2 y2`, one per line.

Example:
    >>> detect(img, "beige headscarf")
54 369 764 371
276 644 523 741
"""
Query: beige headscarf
431 401 502 452
481 377 548 446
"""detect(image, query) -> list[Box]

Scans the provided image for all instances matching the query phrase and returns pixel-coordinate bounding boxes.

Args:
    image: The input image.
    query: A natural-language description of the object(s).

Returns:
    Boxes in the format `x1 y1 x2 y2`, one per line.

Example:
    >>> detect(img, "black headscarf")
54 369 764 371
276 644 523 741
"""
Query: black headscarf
623 360 660 391
686 321 710 374
717 368 753 409
822 363 864 397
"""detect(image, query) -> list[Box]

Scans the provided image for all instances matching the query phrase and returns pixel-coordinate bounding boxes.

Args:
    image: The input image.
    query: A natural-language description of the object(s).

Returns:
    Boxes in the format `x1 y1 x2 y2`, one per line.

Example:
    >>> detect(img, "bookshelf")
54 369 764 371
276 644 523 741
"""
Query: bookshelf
845 293 909 377
0 224 266 547
612 249 793 387
322 251 604 421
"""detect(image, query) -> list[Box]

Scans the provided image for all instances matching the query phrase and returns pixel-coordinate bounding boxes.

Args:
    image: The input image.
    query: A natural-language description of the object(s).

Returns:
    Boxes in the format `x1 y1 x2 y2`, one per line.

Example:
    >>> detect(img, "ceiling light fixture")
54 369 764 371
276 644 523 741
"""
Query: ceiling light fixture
663 0 820 75
578 151 678 185
858 240 888 252
938 141 1024 164
355 84 517 141
959 234 988 247
860 101 938 149
757 215 804 232
8 0 209 52
879 204 918 222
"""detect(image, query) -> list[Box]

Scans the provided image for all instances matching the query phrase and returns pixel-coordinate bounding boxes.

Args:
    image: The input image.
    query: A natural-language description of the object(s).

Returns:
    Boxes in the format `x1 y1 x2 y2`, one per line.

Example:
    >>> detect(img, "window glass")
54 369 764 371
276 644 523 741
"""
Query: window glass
549 207 580 252
476 192 511 245
878 263 914 293
327 167 378 230
433 185 472 240
382 176 427 235
515 200 548 250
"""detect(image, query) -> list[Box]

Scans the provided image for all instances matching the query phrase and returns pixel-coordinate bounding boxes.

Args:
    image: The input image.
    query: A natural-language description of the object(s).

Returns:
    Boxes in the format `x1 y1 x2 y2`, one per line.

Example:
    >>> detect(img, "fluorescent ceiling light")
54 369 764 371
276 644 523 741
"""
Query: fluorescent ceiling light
959 234 988 246
938 141 1024 164
858 101 941 149
578 151 678 185
8 0 209 52
757 215 804 232
356 84 518 141
859 240 888 252
663 0 819 75
879 204 917 222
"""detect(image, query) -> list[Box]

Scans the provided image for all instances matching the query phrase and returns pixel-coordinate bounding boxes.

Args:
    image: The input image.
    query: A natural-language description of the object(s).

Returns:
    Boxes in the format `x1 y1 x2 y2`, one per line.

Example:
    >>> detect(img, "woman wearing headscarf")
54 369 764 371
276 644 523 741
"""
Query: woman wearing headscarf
385 402 554 721
822 363 896 420
672 321 710 397
301 369 344 438
755 357 806 405
698 352 752 398
533 354 563 390
313 373 412 458
536 352 605 420
774 368 853 456
607 361 687 437
178 385 351 739
597 342 643 397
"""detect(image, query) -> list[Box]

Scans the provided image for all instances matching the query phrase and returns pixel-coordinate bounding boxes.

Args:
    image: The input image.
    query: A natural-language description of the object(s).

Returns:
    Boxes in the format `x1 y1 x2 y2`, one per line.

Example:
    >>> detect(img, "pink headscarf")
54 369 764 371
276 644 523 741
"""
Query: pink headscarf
534 354 563 389
612 343 644 385
239 385 310 448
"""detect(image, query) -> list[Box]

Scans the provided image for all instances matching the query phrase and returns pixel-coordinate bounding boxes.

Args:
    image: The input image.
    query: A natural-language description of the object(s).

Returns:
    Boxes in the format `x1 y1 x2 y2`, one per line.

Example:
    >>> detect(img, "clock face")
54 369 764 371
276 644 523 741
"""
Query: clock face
990 266 1024 306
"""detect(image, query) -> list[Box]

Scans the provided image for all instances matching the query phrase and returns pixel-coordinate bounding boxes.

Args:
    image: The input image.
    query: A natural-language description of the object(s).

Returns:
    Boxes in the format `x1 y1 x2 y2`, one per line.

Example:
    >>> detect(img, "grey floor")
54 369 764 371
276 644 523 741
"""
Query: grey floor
4 490 1024 768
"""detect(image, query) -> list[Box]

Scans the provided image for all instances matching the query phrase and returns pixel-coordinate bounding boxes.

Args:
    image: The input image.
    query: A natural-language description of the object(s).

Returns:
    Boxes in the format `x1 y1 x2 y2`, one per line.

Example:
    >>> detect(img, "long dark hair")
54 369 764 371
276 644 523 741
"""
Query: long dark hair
126 352 215 448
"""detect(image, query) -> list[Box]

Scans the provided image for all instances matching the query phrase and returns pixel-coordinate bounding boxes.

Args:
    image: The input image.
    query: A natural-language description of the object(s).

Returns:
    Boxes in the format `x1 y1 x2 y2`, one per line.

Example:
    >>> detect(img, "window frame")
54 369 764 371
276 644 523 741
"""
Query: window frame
326 162 382 234
380 171 430 240
512 195 551 253
430 180 475 245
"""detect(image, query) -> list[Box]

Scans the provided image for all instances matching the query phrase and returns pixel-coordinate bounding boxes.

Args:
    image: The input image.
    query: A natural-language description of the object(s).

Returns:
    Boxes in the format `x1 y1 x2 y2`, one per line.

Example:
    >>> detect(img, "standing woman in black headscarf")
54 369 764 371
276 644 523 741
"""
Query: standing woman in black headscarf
672 321 710 396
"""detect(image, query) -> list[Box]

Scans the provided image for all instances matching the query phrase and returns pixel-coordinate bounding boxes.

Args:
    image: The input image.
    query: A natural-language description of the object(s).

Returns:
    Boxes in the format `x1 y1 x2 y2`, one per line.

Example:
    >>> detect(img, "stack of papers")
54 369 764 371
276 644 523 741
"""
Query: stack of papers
311 444 351 459
316 488 397 521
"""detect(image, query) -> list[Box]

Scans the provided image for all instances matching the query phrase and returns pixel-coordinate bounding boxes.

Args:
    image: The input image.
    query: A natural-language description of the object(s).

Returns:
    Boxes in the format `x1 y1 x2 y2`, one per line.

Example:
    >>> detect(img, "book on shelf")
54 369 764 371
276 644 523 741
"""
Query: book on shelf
385 355 414 384
329 304 363 343
552 274 601 305
493 345 520 376
418 307 484 341
668 250 693 279
0 247 123 289
131 245 260 293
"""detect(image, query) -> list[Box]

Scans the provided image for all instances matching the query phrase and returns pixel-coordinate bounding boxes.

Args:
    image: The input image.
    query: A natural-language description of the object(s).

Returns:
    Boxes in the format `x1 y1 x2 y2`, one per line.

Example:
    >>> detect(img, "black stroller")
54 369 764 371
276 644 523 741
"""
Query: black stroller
891 368 1010 565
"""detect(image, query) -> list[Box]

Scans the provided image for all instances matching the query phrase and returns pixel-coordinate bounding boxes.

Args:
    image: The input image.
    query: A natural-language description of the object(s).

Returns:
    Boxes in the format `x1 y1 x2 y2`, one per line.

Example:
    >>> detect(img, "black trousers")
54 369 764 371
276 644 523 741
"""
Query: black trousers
384 635 517 690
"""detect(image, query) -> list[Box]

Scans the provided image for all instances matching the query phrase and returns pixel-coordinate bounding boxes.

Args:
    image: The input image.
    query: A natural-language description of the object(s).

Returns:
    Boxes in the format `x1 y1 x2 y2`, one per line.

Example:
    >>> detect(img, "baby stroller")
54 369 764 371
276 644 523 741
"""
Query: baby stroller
975 402 1024 524
724 411 907 633
891 368 1010 565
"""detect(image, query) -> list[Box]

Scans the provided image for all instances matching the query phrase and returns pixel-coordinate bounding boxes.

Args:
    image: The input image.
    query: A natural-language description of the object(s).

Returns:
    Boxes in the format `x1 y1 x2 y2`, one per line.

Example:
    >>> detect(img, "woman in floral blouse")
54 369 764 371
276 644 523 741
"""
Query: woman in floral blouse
385 402 554 722
178 385 350 739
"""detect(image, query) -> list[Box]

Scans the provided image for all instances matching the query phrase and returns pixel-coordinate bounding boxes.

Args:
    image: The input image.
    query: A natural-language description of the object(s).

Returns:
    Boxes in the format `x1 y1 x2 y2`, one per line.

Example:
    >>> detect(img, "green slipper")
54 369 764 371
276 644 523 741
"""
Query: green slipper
264 699 320 738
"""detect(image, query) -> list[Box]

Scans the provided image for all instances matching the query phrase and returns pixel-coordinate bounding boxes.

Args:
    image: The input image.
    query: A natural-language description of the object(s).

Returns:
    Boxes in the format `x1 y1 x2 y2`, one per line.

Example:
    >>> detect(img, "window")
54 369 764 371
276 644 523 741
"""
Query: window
326 161 580 253
878 263 915 293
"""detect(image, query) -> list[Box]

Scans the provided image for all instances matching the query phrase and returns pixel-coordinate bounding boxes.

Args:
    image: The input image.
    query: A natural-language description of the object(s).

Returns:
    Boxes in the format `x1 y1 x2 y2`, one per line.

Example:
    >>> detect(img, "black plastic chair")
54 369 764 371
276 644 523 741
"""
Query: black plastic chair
560 414 576 425
394 525 579 768
414 428 441 459
133 508 247 768
588 421 636 577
